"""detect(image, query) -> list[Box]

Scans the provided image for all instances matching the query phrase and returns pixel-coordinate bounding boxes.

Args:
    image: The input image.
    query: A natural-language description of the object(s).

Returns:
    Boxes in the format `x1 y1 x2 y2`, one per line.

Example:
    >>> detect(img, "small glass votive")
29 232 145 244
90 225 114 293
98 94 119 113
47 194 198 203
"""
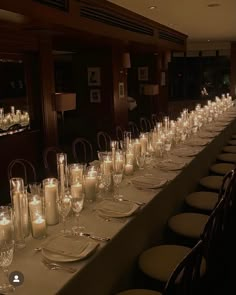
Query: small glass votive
28 195 47 239
0 206 14 242
43 178 59 226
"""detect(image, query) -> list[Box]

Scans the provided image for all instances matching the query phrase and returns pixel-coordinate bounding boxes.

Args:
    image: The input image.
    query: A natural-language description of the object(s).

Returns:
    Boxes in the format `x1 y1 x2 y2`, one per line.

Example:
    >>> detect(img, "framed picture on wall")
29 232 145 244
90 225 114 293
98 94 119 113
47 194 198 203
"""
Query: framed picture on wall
119 82 125 98
138 66 149 81
90 89 101 103
88 67 101 86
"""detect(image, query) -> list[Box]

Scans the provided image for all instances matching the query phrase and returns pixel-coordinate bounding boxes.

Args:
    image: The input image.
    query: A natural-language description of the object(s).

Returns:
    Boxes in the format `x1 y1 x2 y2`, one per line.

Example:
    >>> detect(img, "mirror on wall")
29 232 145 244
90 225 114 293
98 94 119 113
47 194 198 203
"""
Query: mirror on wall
0 54 30 135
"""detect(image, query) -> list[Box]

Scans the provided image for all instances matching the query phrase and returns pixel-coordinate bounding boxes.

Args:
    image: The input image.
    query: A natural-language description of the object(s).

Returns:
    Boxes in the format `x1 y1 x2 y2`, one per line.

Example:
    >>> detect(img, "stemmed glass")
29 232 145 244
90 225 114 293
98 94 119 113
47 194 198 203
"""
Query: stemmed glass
57 192 72 235
136 153 146 170
71 193 85 235
113 159 124 201
0 206 15 293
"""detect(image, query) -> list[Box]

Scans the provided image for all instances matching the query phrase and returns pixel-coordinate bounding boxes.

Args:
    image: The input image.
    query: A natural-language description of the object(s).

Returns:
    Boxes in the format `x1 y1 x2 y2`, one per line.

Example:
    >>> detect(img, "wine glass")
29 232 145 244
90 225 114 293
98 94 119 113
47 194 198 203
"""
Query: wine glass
136 153 146 170
101 173 111 198
57 193 72 235
113 158 124 200
0 207 15 293
71 193 85 235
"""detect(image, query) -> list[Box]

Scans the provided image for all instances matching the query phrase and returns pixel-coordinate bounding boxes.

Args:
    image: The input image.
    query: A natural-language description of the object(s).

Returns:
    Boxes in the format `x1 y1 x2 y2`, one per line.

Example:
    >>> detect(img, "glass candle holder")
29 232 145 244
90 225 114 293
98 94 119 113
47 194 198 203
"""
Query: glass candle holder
9 177 27 249
140 133 148 155
56 153 68 197
0 207 14 242
28 195 46 239
68 163 84 185
43 178 59 226
84 172 97 202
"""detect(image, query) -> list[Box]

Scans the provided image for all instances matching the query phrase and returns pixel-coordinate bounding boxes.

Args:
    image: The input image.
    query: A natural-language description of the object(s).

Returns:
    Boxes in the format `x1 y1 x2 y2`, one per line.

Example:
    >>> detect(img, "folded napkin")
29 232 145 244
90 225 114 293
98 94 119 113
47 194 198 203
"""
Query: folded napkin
172 147 201 157
131 176 167 189
158 161 186 171
185 138 209 146
95 200 139 217
42 235 95 258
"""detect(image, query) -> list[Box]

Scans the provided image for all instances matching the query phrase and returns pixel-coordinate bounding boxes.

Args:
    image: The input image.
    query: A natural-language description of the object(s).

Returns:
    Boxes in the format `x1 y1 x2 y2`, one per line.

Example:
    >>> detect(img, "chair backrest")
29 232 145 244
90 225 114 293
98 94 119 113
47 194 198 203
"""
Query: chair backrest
97 131 111 151
116 126 124 142
164 169 236 295
43 146 63 177
140 117 152 132
72 137 94 164
8 158 37 186
128 121 139 138
151 114 158 127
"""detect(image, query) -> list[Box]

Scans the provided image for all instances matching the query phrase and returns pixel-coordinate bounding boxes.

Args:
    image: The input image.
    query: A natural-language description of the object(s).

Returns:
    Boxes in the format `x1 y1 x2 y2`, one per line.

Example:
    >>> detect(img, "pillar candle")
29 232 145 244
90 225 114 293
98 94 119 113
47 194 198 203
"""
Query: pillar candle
0 217 12 241
71 182 83 198
103 158 113 175
44 183 59 225
140 136 148 154
84 176 97 202
124 164 134 176
70 166 83 183
134 139 141 157
31 215 46 239
29 196 42 219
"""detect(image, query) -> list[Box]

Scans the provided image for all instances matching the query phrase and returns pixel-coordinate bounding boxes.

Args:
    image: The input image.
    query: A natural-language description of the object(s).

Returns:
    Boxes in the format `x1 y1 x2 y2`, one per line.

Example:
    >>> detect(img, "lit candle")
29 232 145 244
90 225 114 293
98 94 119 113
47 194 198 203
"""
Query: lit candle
103 157 113 175
124 164 133 176
126 152 134 165
29 196 42 219
31 215 46 239
0 217 12 241
71 182 83 198
84 176 97 202
140 135 148 154
115 155 124 173
70 166 83 183
44 182 59 225
134 139 141 157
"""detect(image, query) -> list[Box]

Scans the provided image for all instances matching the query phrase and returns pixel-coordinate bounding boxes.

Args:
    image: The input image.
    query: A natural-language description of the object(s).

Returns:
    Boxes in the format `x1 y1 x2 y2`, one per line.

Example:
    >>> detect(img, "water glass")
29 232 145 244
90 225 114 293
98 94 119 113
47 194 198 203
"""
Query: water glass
71 193 85 235
57 191 72 235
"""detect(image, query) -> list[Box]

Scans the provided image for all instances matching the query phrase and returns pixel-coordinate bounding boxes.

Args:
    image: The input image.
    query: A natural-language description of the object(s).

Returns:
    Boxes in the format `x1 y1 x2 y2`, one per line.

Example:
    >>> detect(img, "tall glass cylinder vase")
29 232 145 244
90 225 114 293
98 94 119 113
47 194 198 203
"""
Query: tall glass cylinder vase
56 153 68 198
43 178 59 226
9 178 27 249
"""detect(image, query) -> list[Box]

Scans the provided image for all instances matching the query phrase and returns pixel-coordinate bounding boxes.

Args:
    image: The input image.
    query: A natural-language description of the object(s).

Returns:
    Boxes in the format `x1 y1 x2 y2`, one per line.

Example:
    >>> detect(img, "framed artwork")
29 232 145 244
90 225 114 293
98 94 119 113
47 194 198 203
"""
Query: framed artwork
161 71 166 86
90 89 101 103
138 66 149 81
118 82 125 98
88 67 101 86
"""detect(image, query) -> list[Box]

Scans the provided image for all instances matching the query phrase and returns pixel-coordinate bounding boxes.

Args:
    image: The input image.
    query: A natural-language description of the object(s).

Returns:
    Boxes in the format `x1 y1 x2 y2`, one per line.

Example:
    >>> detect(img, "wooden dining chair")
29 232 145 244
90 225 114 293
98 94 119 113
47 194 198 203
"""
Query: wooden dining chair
128 121 139 138
8 158 37 186
140 117 152 132
116 125 124 142
43 146 63 177
97 131 111 151
72 137 94 164
151 114 158 127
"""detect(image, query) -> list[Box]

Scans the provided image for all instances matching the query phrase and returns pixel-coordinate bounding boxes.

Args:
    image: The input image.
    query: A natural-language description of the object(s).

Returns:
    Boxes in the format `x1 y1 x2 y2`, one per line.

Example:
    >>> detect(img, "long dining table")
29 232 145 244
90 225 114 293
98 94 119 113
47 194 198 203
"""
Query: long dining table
12 106 236 295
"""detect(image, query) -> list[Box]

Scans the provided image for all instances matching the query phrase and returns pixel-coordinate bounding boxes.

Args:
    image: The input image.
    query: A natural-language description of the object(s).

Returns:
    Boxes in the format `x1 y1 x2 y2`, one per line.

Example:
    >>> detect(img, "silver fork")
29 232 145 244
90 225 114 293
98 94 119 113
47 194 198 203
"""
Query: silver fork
42 258 76 273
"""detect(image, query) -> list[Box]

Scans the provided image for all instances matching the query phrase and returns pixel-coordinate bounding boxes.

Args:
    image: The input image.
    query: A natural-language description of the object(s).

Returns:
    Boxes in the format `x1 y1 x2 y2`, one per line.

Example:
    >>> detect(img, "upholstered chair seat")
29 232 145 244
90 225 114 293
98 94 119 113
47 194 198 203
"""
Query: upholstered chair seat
222 146 236 153
210 163 235 175
168 213 209 239
199 175 224 191
216 153 236 163
228 140 236 145
185 191 218 211
116 289 162 295
231 134 236 139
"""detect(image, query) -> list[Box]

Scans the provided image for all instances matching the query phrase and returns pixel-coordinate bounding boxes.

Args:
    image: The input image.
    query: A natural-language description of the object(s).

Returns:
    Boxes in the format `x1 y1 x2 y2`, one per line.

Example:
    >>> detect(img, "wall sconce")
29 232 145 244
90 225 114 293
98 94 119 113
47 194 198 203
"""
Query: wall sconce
120 52 131 74
54 92 76 136
143 84 159 96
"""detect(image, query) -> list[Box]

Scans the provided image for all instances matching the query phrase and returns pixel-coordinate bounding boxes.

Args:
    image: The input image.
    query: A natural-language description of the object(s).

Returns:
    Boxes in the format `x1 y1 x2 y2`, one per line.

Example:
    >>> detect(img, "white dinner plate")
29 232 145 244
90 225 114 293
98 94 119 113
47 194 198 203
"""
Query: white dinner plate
41 235 99 262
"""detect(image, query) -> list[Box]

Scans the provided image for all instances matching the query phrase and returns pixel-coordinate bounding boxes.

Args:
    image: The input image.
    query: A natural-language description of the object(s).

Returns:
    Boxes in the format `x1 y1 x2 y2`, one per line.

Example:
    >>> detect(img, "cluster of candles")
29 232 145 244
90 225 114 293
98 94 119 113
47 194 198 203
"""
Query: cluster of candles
0 94 234 245
0 106 30 131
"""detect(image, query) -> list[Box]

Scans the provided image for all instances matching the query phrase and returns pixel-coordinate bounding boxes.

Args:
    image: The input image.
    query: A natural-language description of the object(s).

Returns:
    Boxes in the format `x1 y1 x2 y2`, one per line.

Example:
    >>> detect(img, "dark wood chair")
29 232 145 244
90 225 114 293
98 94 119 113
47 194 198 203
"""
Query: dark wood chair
72 137 94 164
140 117 152 132
8 158 37 186
128 121 139 138
116 125 124 142
97 131 111 151
43 146 63 177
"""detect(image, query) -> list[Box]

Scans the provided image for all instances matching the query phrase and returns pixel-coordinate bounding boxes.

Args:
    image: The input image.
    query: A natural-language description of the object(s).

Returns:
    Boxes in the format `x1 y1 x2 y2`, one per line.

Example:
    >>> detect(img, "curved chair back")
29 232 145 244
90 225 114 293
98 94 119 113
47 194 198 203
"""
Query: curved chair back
97 131 111 151
116 126 124 142
151 113 158 127
43 146 63 177
8 158 37 186
164 169 236 295
72 137 94 164
140 117 152 132
128 121 139 138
